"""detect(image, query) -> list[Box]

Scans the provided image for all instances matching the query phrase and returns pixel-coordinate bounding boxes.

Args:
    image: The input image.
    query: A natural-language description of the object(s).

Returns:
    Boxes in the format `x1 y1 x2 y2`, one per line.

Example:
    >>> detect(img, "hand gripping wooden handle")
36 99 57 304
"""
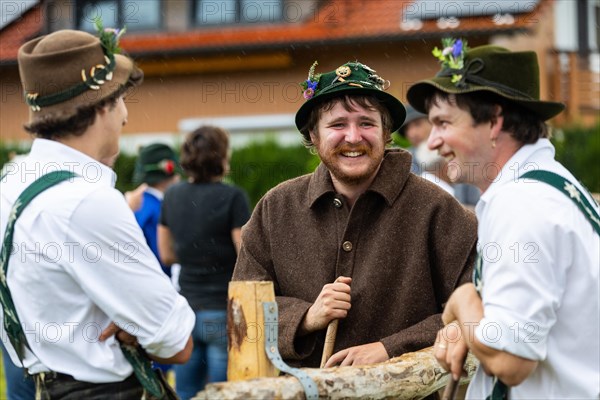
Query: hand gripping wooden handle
320 319 339 368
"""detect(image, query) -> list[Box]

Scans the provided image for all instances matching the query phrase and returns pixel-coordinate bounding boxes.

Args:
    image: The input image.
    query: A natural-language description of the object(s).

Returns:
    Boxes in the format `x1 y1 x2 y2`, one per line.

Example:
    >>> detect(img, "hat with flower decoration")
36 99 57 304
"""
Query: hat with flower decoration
407 39 565 121
295 61 406 138
18 18 143 124
133 143 179 185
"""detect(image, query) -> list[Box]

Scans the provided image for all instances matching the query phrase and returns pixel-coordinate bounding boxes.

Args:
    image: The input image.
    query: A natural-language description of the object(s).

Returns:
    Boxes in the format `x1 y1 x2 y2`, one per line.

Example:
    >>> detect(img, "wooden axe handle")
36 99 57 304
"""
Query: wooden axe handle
442 376 460 400
320 319 339 368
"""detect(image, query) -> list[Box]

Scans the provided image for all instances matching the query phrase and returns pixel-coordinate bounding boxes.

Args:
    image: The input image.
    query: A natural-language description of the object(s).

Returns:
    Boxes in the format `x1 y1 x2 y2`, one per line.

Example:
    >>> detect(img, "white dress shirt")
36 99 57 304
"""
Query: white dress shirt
0 139 194 382
467 139 600 399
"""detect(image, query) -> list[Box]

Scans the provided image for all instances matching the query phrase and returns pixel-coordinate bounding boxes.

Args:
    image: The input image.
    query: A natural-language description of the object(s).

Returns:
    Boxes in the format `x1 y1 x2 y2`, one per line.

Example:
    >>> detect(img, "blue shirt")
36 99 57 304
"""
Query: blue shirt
135 188 170 276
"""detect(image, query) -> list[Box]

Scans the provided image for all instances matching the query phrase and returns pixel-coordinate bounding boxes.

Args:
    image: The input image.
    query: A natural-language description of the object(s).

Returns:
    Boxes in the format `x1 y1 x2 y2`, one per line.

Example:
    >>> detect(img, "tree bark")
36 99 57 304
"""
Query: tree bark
193 347 479 400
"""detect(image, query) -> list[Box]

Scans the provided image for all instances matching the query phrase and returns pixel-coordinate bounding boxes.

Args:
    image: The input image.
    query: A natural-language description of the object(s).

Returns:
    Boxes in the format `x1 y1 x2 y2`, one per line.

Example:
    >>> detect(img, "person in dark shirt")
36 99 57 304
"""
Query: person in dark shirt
158 125 250 400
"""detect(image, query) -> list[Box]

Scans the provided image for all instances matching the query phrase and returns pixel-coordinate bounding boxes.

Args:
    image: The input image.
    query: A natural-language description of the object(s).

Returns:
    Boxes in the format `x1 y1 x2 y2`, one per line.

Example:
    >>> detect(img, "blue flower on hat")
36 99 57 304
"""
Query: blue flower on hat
432 38 469 85
300 61 321 100
452 39 463 58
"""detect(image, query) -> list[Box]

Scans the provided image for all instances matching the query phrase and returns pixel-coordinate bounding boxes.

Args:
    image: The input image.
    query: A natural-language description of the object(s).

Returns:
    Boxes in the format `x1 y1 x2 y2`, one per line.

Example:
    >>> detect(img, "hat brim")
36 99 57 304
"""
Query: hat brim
25 52 143 123
295 87 406 134
407 78 565 121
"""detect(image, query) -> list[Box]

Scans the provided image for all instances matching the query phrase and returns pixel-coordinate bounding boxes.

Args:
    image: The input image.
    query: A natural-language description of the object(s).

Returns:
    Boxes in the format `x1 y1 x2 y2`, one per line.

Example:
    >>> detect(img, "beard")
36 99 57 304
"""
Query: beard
317 142 384 186
415 141 446 172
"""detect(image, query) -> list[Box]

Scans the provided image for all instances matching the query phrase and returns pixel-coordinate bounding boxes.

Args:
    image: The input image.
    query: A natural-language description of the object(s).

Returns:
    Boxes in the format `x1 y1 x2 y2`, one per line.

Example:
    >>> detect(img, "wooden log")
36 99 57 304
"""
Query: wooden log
194 347 479 400
227 281 279 381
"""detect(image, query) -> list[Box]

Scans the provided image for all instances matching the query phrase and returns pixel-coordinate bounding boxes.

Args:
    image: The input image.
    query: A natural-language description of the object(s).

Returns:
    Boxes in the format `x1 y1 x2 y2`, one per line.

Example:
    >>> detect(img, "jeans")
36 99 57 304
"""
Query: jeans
1 344 35 400
174 310 228 400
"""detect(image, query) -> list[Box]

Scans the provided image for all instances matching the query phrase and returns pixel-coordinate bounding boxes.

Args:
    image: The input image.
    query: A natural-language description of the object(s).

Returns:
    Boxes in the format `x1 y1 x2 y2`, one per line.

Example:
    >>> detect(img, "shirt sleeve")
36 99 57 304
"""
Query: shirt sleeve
65 187 194 359
475 186 566 361
230 187 251 229
159 191 169 227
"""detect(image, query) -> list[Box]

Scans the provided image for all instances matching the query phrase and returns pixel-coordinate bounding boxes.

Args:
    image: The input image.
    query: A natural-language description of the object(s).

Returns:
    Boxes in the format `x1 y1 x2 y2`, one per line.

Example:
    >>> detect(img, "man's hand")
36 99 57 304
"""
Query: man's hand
434 321 469 380
99 322 139 346
324 342 389 368
442 283 480 325
300 276 352 334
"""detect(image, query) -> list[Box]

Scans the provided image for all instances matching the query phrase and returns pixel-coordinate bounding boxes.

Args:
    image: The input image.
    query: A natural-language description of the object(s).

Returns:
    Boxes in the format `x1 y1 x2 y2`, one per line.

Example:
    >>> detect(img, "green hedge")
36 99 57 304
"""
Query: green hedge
552 123 600 193
228 138 318 207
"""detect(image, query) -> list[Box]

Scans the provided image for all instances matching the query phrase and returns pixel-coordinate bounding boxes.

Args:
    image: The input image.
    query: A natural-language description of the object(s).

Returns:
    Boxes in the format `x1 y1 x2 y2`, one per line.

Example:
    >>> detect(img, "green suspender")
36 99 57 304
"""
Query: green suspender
521 170 600 235
479 170 600 400
0 170 173 400
1 170 77 360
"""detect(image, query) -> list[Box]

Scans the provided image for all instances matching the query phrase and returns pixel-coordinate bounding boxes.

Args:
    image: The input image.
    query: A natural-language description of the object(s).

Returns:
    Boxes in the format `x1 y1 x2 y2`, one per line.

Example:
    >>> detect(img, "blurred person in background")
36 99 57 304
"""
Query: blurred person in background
158 126 250 400
131 143 180 278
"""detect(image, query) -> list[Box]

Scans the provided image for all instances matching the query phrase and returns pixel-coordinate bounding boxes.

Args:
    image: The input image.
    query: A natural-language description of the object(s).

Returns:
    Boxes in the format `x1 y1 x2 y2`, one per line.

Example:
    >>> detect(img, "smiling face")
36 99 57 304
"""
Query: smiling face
311 97 387 189
427 95 495 190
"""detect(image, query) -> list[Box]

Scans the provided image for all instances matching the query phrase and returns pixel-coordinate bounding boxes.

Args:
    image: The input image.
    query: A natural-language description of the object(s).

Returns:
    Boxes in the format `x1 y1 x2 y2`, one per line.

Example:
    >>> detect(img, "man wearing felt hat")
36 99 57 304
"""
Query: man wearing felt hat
0 23 194 398
131 143 180 277
399 105 431 175
233 61 478 372
409 40 600 398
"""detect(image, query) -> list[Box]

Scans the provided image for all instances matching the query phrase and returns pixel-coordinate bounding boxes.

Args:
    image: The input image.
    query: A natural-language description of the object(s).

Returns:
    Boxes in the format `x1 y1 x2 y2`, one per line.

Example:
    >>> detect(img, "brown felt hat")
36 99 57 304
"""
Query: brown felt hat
18 28 143 124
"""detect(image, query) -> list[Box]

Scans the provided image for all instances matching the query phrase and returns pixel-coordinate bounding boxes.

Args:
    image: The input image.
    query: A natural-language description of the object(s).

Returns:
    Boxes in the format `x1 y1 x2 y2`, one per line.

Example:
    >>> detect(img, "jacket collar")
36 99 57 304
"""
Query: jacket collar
307 148 413 208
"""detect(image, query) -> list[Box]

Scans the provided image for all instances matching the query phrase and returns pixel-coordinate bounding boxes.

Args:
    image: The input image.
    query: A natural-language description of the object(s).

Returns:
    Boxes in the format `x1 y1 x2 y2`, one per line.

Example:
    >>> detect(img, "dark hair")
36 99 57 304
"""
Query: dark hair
24 83 134 139
424 91 549 144
181 125 229 183
300 95 394 148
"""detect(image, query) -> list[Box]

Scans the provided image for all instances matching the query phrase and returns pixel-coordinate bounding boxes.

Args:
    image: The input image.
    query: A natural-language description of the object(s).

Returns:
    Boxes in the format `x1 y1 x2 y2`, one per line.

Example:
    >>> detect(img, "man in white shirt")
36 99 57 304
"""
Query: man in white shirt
0 25 194 398
407 41 599 398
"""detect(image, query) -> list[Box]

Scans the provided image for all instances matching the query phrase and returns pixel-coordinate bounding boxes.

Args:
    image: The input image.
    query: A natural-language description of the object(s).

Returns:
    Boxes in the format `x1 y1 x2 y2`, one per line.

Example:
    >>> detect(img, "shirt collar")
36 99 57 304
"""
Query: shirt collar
145 186 164 200
307 148 413 208
29 138 117 188
477 138 555 212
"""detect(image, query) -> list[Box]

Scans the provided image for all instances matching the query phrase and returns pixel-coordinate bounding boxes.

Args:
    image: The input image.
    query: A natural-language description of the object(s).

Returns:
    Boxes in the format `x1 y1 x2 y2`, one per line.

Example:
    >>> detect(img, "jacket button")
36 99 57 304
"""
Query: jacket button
342 241 352 252
333 198 343 208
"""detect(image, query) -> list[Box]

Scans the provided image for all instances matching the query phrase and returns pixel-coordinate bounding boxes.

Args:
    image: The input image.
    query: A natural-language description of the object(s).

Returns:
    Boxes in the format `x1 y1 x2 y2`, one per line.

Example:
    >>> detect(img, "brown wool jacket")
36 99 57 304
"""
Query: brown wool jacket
232 149 478 368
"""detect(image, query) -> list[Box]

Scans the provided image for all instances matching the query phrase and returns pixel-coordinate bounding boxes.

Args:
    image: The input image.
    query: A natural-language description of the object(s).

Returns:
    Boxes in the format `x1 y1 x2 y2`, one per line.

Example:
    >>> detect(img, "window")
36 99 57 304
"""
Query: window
194 0 283 26
77 0 161 32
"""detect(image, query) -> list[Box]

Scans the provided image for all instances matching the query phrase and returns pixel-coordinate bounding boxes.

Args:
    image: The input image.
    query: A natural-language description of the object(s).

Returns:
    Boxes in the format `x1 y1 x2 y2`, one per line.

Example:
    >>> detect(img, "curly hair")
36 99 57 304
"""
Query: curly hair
299 95 394 148
181 125 230 183
424 91 549 144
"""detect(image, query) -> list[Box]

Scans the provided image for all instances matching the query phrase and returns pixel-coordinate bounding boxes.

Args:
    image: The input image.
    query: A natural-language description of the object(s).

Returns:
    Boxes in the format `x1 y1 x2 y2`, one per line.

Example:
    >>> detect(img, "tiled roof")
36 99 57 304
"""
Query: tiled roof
121 0 544 56
0 4 43 63
0 0 545 62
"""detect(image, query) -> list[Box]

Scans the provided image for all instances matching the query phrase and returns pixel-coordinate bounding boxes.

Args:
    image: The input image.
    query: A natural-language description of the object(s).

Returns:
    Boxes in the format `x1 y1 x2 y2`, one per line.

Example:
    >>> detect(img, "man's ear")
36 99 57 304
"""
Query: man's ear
309 129 318 144
490 105 504 139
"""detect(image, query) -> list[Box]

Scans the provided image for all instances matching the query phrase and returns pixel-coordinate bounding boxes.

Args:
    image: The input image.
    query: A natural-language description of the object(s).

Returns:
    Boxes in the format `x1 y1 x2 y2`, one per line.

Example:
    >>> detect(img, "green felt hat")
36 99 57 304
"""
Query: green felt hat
407 40 565 121
295 61 406 137
133 143 178 184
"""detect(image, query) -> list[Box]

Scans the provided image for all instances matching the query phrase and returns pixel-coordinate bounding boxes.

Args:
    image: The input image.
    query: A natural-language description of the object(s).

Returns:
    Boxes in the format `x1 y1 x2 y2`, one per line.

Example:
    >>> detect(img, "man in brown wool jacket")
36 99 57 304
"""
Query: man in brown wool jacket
232 61 477 369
